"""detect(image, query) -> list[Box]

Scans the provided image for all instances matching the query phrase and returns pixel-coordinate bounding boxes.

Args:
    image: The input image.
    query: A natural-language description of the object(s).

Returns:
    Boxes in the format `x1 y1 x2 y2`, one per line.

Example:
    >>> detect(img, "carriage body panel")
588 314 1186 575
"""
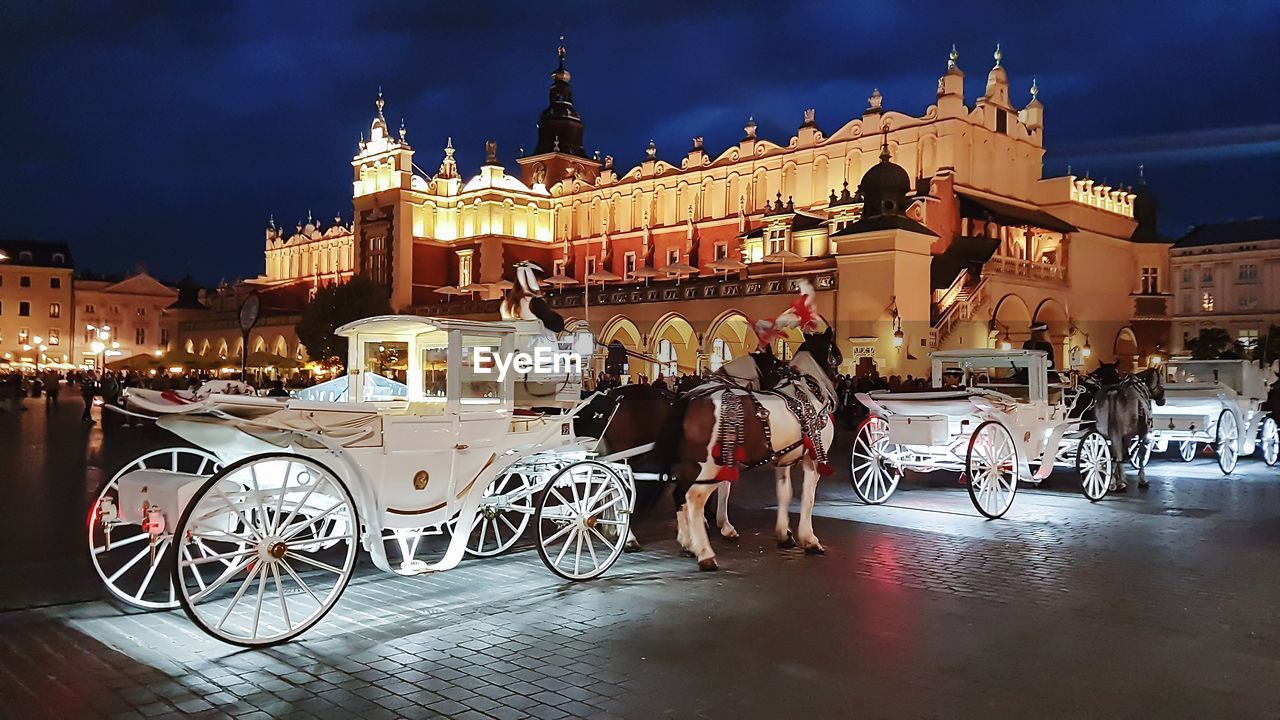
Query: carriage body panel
1150 359 1274 460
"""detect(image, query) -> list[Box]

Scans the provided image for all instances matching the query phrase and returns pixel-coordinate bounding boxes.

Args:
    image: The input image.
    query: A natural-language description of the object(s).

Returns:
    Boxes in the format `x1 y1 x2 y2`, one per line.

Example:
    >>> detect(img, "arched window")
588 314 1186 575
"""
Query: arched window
656 338 676 377
710 337 732 372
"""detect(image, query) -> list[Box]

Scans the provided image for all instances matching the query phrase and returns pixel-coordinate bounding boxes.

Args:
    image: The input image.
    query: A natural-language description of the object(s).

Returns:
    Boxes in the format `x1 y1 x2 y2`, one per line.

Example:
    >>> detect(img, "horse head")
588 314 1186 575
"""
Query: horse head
798 325 842 384
1138 367 1166 406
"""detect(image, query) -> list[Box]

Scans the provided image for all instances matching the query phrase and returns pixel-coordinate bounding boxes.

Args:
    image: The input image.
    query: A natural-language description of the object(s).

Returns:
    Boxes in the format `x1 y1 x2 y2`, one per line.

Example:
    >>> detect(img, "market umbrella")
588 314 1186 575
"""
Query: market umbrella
460 283 491 296
586 270 622 283
544 273 578 287
245 351 302 369
160 349 222 370
490 279 515 290
763 249 803 276
106 353 165 371
434 285 464 297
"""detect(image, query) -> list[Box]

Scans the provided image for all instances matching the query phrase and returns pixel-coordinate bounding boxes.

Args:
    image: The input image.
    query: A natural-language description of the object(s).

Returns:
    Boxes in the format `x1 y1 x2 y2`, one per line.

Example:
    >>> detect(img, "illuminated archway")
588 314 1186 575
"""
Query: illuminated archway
273 335 289 357
992 294 1033 349
184 339 195 354
600 315 643 378
1033 297 1071 365
704 310 755 372
1114 327 1139 370
649 313 697 379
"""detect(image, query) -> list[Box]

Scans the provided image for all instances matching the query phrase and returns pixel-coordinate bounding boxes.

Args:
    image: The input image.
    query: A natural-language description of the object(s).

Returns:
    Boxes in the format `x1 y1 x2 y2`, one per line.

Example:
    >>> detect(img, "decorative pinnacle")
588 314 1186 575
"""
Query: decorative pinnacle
1030 77 1039 101
399 118 407 141
993 43 1002 68
646 139 656 159
557 35 566 69
375 87 385 114
879 126 891 162
948 44 958 69
1138 163 1145 183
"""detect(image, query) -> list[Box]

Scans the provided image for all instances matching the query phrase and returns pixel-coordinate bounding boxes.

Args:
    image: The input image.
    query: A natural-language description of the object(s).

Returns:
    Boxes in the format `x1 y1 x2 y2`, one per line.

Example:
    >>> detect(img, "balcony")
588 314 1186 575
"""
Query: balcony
1132 295 1169 320
985 255 1066 284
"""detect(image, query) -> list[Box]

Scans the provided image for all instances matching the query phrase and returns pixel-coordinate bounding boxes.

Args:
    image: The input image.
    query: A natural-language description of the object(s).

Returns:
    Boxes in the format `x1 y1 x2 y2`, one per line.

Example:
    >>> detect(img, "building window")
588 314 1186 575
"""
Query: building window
1181 268 1192 286
745 238 764 263
1239 293 1259 311
161 329 169 347
766 227 787 255
20 276 30 288
1201 292 1215 312
456 250 473 288
585 257 597 276
362 232 389 285
1238 329 1259 351
710 337 733 372
18 329 30 345
49 303 60 318
1140 267 1159 294
655 338 676 377
666 248 680 266
714 242 729 261
996 110 1008 134
84 304 95 314
1201 268 1213 284
51 252 65 264
48 330 59 346
135 327 146 345
624 252 637 278
136 306 146 317
553 259 566 277
19 301 30 316
1180 294 1191 314
1238 263 1258 282
50 277 61 289
84 327 96 344
19 251 32 262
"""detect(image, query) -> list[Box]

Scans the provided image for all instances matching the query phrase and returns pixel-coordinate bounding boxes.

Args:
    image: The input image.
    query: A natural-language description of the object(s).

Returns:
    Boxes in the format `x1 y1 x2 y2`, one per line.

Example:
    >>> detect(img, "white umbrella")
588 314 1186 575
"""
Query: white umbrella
435 285 464 296
707 258 747 272
491 279 515 290
586 270 622 283
763 249 803 277
544 273 579 287
460 283 491 296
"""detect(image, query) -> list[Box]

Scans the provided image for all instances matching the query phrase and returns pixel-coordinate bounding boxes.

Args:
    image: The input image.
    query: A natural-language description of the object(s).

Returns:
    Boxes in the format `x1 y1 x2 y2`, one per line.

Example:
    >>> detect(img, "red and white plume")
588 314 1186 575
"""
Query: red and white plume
751 279 820 346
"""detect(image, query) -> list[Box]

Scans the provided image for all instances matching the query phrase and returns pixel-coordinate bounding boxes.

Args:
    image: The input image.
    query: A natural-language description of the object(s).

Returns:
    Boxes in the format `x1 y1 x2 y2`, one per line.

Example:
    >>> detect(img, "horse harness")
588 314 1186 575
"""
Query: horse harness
694 368 836 481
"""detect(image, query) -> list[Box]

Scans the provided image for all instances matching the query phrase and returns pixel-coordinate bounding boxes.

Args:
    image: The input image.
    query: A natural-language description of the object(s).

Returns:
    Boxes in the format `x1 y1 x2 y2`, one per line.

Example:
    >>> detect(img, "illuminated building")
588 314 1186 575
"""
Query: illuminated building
0 240 74 367
73 271 179 365
182 43 1173 376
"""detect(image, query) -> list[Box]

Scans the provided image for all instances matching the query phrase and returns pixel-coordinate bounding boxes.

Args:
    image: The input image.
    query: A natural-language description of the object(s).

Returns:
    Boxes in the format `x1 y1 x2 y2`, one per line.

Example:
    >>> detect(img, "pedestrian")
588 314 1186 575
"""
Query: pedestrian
45 372 60 409
80 372 97 424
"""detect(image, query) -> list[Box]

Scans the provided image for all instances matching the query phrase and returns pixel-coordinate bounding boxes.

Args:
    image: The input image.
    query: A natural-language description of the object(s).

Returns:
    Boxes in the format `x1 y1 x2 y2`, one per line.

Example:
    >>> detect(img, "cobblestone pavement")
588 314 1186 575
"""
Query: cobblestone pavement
2 394 1280 718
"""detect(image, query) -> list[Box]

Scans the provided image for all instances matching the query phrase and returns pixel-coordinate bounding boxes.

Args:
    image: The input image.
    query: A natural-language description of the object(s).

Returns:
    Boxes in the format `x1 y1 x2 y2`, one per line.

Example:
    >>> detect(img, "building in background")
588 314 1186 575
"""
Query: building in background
1168 218 1280 354
73 270 179 365
0 240 74 367
179 43 1175 377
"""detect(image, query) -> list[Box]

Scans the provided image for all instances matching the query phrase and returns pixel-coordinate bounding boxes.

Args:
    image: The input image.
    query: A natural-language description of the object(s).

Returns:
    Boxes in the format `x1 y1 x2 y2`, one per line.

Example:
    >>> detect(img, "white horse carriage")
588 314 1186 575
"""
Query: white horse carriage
851 349 1114 518
88 316 635 646
1146 358 1278 473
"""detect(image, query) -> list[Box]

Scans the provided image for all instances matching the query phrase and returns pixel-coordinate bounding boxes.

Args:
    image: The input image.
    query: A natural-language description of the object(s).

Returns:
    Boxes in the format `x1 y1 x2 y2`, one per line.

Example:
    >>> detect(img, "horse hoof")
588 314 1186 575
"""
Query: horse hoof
624 540 643 553
680 549 695 558
698 558 719 572
777 532 796 549
721 531 740 542
804 545 825 555
1115 484 1129 493
1137 481 1150 489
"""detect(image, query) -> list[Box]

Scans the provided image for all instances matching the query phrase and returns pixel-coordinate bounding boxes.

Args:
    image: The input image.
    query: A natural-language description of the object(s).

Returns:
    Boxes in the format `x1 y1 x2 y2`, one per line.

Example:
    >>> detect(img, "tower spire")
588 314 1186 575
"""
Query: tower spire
534 36 586 156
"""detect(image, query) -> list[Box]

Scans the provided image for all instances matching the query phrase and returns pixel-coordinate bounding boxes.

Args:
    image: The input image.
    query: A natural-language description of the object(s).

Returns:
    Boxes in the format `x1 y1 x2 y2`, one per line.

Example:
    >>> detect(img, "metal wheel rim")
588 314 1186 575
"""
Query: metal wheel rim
173 455 358 646
1078 433 1112 501
966 423 1018 518
536 462 629 581
462 470 537 557
1127 437 1150 470
1217 411 1239 474
89 447 223 610
1179 441 1197 462
850 417 901 504
1261 417 1279 466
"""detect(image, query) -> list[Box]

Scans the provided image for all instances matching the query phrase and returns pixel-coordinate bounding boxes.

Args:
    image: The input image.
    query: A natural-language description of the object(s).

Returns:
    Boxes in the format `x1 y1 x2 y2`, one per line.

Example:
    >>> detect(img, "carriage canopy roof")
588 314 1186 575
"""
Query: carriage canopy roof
335 315 516 338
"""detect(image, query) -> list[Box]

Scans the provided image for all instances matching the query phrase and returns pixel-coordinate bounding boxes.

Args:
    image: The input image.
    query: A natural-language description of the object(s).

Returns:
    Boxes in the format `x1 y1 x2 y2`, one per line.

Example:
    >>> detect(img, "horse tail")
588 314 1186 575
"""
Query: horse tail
1094 387 1127 464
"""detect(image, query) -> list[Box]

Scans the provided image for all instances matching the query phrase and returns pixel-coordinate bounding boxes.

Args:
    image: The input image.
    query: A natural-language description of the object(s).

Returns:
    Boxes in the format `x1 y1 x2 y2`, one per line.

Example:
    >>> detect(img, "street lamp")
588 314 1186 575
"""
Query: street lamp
87 324 112 369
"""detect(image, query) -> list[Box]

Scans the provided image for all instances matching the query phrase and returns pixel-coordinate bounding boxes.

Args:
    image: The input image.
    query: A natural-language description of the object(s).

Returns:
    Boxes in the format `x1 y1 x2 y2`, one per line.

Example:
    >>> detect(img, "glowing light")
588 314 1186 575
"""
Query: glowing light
1082 336 1093 358
1150 354 1163 366
892 329 905 348
90 341 105 354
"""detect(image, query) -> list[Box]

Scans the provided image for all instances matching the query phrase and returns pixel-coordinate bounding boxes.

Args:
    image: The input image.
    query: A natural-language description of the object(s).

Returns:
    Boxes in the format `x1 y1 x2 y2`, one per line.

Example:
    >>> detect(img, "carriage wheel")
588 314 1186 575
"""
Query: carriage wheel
965 421 1018 519
1076 431 1113 502
453 469 538 557
535 461 630 582
1215 410 1239 475
1260 416 1279 467
1126 437 1152 471
89 447 223 610
850 416 902 504
172 454 358 647
1178 440 1197 462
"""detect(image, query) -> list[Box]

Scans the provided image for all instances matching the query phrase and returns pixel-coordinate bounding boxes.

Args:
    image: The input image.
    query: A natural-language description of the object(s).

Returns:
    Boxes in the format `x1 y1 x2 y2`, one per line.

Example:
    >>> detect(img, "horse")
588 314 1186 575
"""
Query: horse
660 326 842 570
706 347 795 540
1093 367 1166 490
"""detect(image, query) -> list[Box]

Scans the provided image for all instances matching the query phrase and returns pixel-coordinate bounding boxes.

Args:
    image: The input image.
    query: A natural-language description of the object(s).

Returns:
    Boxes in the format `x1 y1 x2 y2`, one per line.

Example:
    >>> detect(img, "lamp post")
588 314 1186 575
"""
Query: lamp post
87 324 112 370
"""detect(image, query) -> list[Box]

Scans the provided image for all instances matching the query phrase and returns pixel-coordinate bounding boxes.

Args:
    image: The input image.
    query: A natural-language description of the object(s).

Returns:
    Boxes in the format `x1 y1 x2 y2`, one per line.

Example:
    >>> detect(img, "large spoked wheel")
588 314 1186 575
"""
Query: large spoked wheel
850 416 902 504
1259 416 1279 467
535 461 630 582
1126 436 1152 471
1076 431 1113 502
1178 440 1197 462
1216 410 1239 475
455 469 538 557
965 421 1019 519
172 454 359 647
89 447 224 610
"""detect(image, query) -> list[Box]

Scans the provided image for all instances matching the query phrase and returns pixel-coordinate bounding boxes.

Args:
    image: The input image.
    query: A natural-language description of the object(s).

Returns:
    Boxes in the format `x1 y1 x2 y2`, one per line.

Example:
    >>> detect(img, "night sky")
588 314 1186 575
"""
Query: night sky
2 1 1277 284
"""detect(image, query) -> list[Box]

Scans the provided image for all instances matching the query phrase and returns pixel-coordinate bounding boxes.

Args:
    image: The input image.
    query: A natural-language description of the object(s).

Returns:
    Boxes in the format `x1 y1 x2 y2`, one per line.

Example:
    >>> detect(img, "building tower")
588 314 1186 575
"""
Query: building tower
350 90 417 309
518 38 599 189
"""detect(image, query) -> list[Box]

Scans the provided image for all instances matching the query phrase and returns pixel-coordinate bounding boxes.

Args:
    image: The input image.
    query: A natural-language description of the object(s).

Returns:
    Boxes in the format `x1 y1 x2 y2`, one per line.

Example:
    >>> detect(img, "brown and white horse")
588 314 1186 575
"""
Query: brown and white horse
664 327 842 570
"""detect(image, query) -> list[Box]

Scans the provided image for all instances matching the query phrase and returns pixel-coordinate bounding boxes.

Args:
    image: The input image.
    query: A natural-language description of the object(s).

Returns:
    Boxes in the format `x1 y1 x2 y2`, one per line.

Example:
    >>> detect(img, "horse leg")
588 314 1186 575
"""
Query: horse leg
715 480 739 540
796 459 824 554
684 482 720 571
675 480 693 555
775 465 796 548
1137 436 1149 488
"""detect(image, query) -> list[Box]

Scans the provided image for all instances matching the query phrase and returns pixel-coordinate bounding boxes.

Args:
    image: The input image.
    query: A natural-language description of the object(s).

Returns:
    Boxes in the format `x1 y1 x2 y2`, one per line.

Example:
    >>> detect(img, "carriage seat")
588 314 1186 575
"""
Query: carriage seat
867 390 978 418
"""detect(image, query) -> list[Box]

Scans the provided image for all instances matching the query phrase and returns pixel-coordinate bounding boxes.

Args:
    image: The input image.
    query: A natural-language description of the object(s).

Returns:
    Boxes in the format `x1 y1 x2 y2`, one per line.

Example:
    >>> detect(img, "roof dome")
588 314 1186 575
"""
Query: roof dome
857 145 912 217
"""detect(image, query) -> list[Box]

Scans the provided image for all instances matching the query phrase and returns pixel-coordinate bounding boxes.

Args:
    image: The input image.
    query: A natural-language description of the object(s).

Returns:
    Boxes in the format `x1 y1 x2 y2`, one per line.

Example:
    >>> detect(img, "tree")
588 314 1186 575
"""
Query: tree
1256 325 1280 364
295 276 392 367
1185 327 1235 360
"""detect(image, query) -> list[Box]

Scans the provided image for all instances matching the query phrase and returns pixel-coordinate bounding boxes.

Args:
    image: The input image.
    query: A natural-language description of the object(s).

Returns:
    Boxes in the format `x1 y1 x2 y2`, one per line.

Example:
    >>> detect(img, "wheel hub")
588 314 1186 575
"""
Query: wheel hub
265 540 287 560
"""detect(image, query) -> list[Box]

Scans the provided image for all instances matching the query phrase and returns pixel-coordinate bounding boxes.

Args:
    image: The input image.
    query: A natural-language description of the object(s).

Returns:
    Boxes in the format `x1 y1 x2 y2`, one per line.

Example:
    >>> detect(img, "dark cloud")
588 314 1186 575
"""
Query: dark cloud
0 1 1276 282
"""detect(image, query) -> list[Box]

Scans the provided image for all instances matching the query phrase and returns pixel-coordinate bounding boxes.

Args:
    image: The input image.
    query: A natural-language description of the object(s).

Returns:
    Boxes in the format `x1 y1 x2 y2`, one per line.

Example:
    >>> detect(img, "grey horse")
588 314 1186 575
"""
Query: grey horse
1093 367 1166 490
